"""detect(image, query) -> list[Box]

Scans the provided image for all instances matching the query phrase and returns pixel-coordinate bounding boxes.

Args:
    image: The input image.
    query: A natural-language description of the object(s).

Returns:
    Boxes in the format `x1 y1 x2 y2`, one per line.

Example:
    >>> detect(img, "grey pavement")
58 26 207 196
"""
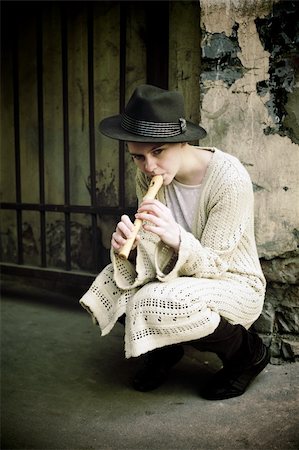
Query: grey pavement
1 284 299 450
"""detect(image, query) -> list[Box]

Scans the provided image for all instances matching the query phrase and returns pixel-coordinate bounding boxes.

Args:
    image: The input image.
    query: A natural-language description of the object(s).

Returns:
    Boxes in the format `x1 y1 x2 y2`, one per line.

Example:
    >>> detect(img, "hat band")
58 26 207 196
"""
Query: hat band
121 114 187 138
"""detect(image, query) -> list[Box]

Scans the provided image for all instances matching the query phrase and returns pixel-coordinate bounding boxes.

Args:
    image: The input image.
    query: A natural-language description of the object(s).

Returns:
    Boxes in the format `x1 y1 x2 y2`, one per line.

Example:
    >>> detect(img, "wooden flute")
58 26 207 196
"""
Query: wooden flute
118 174 164 260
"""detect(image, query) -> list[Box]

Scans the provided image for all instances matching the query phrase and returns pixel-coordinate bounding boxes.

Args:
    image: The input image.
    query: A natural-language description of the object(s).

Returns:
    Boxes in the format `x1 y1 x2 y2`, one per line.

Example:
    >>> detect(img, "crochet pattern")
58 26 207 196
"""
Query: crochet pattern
80 148 266 358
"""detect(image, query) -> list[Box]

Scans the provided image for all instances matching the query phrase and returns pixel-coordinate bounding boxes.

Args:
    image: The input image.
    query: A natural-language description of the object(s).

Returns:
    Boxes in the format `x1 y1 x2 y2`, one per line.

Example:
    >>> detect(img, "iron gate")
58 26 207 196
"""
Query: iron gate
1 1 200 289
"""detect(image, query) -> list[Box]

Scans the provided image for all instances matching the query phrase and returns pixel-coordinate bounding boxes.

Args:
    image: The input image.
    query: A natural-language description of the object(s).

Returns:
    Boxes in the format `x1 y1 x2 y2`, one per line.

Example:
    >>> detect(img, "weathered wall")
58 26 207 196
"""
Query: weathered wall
199 0 299 362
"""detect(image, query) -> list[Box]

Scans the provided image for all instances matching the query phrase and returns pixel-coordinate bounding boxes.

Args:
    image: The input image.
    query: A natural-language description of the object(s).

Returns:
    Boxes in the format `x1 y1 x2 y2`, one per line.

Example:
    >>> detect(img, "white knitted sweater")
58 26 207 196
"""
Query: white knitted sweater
80 148 266 358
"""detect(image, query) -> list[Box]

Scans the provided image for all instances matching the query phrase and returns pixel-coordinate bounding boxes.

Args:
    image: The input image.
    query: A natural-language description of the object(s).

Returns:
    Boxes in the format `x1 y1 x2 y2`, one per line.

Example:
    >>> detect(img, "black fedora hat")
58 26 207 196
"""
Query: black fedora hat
99 84 207 142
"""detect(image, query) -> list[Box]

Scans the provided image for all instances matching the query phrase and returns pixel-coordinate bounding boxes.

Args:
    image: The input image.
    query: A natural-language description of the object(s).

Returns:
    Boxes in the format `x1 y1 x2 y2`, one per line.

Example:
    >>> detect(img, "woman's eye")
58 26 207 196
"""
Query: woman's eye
132 155 144 161
153 149 163 156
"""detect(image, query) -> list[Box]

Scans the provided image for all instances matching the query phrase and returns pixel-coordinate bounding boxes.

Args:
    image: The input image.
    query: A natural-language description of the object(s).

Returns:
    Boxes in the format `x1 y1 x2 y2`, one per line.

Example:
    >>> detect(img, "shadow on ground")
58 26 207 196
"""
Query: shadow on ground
1 287 299 450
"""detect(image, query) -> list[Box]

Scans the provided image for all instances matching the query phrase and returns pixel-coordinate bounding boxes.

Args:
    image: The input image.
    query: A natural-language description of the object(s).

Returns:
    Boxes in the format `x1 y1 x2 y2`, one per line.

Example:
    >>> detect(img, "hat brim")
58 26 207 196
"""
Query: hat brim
99 115 207 143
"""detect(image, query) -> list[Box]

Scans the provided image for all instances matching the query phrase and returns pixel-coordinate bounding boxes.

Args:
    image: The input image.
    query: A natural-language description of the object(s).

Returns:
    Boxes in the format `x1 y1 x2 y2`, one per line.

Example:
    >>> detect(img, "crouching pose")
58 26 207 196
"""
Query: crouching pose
80 84 270 400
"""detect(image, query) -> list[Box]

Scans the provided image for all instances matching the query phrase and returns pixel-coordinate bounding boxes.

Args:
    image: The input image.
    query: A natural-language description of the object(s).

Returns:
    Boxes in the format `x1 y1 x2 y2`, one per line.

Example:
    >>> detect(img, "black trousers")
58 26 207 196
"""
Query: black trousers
189 317 263 365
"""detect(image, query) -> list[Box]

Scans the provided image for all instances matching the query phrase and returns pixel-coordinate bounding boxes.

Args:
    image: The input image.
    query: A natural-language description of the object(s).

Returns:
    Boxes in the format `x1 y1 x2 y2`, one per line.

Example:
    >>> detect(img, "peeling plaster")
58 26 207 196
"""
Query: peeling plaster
199 0 299 260
199 0 278 36
255 1 299 144
201 24 246 87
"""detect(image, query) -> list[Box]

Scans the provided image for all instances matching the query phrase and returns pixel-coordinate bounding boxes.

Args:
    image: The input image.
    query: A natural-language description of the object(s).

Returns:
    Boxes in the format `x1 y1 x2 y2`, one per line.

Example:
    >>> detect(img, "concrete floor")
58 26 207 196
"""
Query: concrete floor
1 285 299 450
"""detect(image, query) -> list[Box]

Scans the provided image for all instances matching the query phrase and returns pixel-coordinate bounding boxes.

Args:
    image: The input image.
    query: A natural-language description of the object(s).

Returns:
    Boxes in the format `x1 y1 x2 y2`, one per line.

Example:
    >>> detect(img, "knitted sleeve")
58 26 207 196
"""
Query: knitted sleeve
155 163 254 281
110 170 158 290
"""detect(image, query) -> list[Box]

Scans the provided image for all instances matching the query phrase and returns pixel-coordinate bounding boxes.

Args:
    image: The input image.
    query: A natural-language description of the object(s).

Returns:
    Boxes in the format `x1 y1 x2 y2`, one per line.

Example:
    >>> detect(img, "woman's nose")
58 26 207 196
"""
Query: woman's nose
144 157 156 173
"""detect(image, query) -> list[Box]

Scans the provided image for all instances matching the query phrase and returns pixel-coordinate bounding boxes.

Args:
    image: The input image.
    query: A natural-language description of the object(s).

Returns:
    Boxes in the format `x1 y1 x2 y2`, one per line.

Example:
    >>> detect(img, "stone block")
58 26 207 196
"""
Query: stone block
275 306 299 334
264 283 299 308
281 337 299 361
253 302 275 334
269 336 282 361
261 256 299 284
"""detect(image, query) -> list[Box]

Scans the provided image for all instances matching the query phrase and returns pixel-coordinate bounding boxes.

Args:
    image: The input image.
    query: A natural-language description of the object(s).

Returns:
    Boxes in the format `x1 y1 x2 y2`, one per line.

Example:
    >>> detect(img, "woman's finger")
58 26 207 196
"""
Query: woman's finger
138 199 166 214
117 221 134 238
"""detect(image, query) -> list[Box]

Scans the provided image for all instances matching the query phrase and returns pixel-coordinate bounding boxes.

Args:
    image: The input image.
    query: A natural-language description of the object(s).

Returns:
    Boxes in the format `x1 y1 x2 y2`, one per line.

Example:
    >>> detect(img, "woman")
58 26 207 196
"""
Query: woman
80 84 270 400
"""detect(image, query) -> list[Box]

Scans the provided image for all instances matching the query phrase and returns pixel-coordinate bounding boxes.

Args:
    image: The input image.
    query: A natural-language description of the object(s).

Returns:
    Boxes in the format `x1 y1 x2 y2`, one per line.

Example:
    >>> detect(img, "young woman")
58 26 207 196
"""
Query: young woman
80 84 270 400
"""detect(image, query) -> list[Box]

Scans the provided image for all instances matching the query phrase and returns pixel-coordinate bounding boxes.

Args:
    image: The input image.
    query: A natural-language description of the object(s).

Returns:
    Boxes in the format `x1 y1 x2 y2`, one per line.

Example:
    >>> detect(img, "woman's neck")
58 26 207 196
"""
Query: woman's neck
175 145 213 185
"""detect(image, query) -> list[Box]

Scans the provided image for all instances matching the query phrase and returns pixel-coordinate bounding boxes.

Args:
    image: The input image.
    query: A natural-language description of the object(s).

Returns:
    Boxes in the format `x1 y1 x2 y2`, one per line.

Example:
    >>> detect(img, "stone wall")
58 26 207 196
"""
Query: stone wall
199 0 299 362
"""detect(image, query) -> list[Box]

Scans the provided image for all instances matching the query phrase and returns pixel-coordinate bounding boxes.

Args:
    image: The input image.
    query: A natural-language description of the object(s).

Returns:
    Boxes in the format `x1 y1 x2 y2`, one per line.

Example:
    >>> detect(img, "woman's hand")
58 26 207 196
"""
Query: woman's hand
135 199 180 252
111 215 140 254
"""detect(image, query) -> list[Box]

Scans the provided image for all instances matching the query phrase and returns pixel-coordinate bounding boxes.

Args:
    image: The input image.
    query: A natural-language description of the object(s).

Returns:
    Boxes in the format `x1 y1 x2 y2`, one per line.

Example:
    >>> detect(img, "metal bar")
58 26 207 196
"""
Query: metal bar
146 2 169 89
118 1 126 209
0 202 134 216
36 6 47 268
12 18 23 265
61 5 71 271
0 202 135 216
87 4 96 209
87 3 100 270
1 263 96 285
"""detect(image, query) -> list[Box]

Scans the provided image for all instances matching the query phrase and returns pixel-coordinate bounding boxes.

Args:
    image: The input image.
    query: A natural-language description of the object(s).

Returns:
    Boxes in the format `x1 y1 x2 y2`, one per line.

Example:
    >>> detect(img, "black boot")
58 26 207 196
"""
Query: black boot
201 344 270 400
191 317 270 400
132 345 184 392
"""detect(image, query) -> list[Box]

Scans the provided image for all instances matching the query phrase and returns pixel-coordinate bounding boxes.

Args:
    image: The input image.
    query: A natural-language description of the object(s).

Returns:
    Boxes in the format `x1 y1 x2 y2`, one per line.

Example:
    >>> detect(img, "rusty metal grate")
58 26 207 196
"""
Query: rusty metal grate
0 1 169 283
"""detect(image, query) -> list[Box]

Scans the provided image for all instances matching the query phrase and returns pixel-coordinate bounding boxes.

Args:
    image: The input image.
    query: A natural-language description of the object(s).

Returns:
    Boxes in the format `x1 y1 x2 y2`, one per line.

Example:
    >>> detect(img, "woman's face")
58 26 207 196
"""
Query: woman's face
127 141 185 185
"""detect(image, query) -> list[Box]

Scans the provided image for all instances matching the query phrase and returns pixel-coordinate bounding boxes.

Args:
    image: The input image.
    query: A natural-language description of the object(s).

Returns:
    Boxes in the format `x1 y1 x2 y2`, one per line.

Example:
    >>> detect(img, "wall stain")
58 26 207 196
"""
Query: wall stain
76 79 85 132
0 228 16 262
252 182 266 192
292 228 299 248
86 168 117 207
201 23 247 87
255 1 299 144
46 220 100 271
22 222 38 256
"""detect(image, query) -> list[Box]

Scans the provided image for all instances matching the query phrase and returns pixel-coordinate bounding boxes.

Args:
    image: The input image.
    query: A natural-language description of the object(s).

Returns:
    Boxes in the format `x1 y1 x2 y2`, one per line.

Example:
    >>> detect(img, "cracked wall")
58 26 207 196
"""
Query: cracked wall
255 1 299 145
199 0 299 362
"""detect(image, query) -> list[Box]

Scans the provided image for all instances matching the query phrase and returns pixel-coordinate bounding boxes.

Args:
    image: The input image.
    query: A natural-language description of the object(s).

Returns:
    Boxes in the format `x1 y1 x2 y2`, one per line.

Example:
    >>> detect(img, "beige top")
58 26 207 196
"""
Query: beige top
165 178 202 232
